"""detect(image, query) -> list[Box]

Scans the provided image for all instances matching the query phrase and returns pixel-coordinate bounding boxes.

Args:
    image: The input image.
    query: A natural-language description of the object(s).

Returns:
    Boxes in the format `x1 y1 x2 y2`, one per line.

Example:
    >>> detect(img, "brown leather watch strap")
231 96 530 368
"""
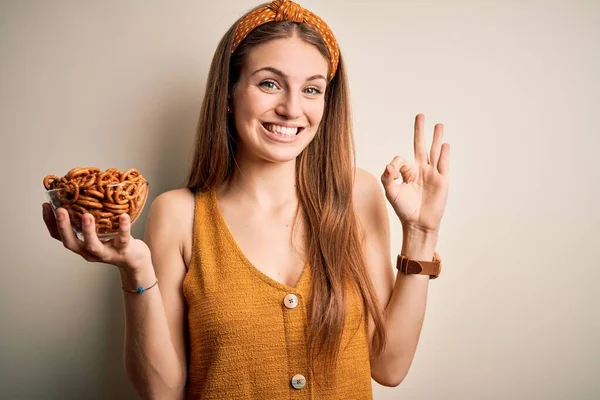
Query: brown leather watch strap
397 252 442 279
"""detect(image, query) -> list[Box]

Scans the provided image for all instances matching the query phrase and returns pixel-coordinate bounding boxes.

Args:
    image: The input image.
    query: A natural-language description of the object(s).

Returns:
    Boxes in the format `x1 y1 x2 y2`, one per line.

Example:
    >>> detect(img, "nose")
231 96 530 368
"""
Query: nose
275 91 302 120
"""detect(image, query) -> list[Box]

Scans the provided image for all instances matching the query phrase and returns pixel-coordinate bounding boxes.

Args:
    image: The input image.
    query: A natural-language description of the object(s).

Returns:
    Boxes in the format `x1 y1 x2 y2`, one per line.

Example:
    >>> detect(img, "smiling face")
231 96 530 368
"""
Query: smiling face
230 35 329 164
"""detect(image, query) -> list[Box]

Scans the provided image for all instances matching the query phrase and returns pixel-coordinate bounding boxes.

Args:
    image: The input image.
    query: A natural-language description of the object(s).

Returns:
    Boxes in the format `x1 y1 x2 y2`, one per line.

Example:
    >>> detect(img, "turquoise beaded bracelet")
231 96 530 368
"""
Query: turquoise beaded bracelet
122 279 158 294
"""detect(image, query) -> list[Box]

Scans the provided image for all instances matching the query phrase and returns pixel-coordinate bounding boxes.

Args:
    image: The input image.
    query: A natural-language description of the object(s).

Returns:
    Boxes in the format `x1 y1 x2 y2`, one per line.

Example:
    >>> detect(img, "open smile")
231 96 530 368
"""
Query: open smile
261 122 306 142
261 122 305 135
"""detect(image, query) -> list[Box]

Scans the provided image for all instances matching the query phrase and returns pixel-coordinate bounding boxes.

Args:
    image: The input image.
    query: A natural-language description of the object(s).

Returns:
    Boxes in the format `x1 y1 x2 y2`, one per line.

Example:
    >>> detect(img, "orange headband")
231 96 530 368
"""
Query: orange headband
231 0 340 80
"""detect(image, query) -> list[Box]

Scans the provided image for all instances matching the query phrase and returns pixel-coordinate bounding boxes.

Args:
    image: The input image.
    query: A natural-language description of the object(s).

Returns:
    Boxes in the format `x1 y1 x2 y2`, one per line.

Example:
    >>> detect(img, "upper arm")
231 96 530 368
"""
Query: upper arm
353 168 395 338
143 189 192 385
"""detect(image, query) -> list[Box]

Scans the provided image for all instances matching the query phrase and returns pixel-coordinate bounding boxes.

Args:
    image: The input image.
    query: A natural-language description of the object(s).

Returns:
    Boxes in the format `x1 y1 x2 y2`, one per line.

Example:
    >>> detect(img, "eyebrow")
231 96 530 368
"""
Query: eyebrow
251 66 327 82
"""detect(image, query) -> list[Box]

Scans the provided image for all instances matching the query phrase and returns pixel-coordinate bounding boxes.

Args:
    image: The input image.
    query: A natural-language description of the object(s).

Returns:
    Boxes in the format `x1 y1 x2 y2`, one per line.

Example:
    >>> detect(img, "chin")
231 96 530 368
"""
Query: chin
260 147 305 164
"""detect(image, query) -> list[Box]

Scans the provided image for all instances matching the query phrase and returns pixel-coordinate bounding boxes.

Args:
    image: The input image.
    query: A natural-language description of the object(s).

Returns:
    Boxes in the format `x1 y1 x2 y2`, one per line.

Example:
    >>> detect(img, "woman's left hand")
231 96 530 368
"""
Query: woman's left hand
381 113 450 233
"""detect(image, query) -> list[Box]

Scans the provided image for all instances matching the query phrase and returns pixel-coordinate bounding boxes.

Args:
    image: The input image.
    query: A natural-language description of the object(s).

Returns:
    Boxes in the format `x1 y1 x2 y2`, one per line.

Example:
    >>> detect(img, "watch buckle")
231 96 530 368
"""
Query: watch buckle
407 261 423 274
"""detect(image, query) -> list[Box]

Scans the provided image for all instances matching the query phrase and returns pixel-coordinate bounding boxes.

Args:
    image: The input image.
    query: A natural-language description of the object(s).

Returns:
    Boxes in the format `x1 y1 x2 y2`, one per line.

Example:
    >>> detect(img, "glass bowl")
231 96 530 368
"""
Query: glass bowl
46 181 149 242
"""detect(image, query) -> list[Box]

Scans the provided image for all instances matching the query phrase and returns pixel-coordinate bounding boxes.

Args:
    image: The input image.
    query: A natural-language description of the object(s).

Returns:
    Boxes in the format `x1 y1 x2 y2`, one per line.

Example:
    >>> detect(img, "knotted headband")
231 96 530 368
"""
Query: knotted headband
231 0 340 80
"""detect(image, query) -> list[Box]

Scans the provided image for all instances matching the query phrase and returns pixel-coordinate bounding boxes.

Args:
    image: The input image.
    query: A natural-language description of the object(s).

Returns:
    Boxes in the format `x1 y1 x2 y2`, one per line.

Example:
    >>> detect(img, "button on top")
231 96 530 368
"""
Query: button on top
291 374 306 389
284 293 298 309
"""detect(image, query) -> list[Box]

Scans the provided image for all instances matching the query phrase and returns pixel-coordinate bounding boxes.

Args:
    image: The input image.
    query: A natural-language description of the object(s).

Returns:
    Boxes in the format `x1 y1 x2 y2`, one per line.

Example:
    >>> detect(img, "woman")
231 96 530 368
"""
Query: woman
42 0 450 398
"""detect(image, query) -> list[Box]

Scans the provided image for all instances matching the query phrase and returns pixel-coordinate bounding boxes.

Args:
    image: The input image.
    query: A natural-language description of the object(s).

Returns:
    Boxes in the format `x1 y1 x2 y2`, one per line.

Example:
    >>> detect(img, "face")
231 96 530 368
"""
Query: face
231 35 329 164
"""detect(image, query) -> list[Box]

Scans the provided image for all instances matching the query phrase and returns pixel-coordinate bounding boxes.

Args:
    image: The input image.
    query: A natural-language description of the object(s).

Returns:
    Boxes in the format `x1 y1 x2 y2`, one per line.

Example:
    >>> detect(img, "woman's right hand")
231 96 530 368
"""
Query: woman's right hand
42 202 152 273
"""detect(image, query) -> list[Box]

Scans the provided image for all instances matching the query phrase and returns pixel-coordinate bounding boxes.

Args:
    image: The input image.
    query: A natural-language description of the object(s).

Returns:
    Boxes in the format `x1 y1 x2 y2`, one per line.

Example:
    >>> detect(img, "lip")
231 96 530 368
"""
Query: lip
260 121 306 129
260 122 304 143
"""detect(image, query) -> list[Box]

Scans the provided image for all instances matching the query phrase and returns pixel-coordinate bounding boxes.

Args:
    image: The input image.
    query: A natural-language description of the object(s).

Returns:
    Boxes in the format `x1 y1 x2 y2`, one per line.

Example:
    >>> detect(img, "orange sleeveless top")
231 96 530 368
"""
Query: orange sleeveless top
182 189 373 399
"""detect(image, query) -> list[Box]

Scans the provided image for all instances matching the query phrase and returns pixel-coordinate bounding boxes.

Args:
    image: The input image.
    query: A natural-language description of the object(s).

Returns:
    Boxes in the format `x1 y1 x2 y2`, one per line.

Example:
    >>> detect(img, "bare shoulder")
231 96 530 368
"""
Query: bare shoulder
145 188 195 264
353 167 385 221
152 188 194 212
147 188 194 225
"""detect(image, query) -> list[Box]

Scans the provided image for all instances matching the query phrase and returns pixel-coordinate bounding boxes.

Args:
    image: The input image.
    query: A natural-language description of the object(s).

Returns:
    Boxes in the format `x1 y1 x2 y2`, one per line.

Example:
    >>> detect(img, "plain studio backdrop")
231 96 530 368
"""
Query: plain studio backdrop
0 0 598 399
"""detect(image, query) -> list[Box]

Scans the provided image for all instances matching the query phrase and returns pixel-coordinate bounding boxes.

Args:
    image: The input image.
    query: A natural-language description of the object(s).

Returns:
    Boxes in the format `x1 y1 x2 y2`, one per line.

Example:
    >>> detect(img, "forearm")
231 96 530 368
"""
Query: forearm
120 264 185 399
371 228 438 386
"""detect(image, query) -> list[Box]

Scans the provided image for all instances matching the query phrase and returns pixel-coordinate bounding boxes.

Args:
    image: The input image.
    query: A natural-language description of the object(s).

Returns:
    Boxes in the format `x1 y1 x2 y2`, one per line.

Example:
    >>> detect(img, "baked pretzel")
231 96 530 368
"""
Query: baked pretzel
43 167 148 235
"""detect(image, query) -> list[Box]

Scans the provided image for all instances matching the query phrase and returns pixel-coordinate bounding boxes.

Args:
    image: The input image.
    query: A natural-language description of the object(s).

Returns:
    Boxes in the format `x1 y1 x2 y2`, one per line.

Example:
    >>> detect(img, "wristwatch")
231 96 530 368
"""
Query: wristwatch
397 252 442 279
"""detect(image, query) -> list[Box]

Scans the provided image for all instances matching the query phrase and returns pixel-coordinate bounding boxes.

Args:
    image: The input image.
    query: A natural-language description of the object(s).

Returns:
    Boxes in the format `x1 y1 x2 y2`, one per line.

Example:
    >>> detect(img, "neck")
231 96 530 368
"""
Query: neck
223 152 298 209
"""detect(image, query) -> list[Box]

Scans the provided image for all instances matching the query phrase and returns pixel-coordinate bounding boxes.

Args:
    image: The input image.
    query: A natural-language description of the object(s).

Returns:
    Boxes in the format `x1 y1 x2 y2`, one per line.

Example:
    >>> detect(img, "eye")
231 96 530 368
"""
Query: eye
304 87 323 96
259 80 279 91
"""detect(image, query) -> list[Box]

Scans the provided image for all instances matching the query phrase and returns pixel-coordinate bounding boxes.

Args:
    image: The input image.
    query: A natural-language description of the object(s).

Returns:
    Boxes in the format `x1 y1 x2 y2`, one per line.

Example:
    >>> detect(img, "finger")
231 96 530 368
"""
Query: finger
389 155 410 176
382 155 409 189
414 113 429 164
80 213 107 257
42 203 61 241
438 143 450 176
381 164 399 190
114 213 131 248
55 207 85 252
430 123 444 167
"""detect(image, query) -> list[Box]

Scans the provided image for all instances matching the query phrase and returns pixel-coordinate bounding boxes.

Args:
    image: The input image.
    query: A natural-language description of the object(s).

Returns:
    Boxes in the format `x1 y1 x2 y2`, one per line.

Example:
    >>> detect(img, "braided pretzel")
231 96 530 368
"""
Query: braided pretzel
44 167 148 236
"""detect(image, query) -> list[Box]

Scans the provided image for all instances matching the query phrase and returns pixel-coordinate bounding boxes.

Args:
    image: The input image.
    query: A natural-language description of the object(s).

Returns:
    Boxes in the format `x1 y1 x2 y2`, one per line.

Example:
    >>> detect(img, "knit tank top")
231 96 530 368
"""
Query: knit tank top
182 189 373 399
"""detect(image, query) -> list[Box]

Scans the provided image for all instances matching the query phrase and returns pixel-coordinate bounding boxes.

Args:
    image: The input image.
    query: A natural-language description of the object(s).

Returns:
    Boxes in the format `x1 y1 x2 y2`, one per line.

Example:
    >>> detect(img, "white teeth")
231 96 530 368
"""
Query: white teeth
264 123 299 136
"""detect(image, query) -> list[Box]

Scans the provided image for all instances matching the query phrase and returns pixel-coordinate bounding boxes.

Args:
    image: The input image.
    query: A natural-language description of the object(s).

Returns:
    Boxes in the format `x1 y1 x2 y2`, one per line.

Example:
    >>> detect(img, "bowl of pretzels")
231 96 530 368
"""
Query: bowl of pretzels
43 167 149 241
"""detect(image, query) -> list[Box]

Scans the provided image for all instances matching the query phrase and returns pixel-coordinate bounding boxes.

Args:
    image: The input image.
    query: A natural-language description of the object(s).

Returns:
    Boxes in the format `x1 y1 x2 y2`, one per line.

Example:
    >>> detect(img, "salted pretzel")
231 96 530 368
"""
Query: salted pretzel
44 167 148 235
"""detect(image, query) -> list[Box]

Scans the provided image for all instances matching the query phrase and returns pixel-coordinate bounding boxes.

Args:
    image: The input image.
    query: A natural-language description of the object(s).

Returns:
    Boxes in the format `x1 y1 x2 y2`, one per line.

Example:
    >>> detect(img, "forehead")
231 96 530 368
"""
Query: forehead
243 36 329 80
